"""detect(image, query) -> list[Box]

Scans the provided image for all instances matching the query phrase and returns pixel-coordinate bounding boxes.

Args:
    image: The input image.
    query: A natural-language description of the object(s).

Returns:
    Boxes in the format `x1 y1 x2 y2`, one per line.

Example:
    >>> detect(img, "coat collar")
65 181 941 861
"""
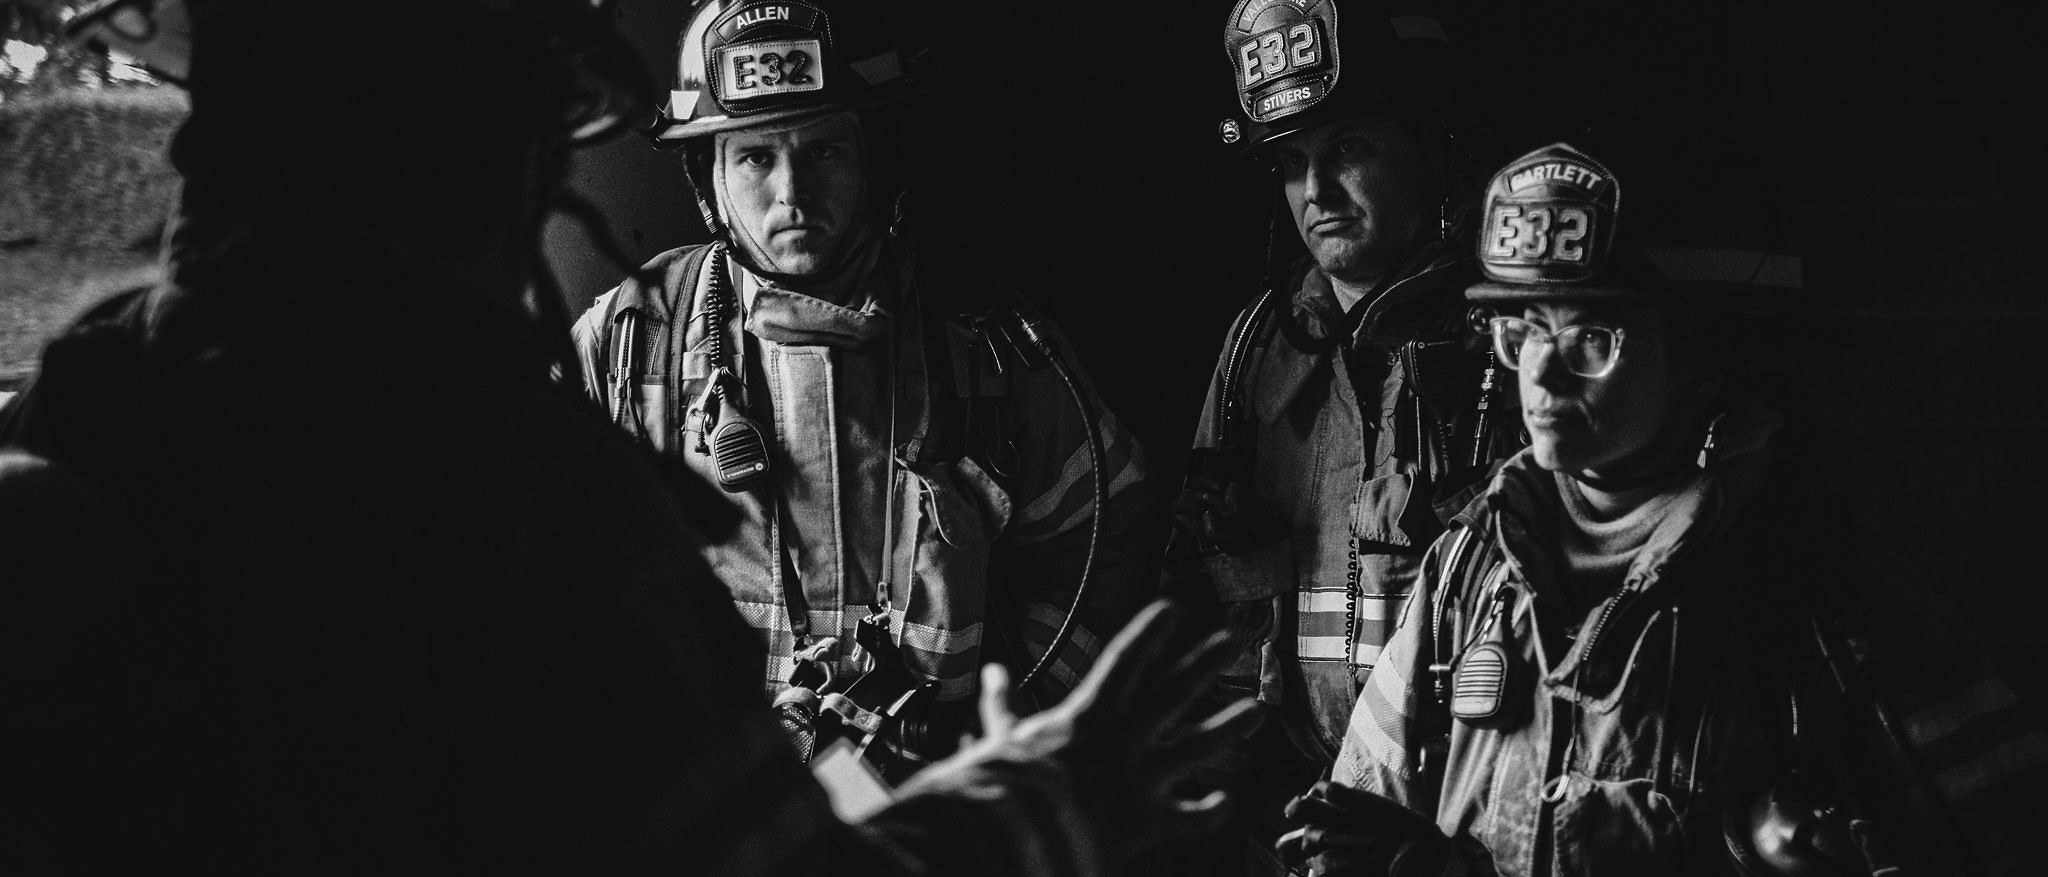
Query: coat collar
737 238 898 349
1458 392 1784 607
1276 238 1473 354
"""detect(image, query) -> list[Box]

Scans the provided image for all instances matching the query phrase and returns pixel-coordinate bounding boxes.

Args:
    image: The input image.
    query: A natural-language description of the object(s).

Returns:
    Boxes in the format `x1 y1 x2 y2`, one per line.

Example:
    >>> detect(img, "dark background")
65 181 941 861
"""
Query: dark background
547 1 2048 684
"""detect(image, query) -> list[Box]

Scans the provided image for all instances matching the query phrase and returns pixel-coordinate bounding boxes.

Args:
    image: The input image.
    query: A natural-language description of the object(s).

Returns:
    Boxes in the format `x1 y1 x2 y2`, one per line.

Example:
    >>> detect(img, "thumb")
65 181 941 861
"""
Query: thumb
978 662 1017 739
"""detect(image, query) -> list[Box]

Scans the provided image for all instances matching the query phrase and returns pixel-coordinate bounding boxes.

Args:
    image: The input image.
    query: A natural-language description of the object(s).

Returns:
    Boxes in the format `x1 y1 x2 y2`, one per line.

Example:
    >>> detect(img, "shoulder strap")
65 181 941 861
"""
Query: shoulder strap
923 297 1049 471
913 291 978 467
1426 524 1499 709
1404 520 1501 790
1213 288 1282 453
602 244 717 428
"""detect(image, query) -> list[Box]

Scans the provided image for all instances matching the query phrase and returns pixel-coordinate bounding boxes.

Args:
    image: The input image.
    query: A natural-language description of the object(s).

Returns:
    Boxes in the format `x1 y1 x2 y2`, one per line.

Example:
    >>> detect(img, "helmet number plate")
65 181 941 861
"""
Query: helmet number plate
1487 203 1597 267
1237 21 1326 88
719 39 824 101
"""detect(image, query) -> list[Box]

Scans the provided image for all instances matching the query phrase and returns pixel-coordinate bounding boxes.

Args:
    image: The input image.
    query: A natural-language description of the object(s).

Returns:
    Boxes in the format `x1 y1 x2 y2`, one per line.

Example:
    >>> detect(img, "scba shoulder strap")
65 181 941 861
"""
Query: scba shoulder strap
1215 287 1283 453
600 243 719 434
602 244 1047 473
927 299 1063 475
1408 522 1508 784
1426 526 1486 709
1207 281 1493 469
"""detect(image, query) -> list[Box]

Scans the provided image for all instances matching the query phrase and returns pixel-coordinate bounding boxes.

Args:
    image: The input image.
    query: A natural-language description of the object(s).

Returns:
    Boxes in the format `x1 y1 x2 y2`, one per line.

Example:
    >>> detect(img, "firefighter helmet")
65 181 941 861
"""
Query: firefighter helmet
649 0 929 146
1465 141 1803 307
1218 0 1452 149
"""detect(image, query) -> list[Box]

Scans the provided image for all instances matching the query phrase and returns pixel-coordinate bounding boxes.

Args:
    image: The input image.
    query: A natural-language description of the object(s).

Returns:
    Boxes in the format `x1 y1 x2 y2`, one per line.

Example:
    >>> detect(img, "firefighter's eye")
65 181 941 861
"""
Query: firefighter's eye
1336 136 1374 156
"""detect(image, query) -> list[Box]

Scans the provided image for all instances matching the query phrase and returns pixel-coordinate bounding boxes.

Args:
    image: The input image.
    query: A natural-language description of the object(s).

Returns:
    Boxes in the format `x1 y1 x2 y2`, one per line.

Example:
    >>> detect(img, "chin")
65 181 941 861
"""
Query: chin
1526 434 1587 474
765 250 828 277
1312 243 1399 286
1309 242 1363 276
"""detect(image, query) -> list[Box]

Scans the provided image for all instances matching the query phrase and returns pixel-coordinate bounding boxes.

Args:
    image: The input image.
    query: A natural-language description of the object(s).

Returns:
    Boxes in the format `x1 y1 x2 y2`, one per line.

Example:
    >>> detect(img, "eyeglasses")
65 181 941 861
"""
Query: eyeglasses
1487 316 1626 378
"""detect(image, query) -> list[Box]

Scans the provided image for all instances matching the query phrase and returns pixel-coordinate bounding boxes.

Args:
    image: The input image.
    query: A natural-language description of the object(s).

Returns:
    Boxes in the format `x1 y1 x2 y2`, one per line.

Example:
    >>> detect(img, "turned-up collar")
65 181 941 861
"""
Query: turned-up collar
1455 393 1785 610
1278 237 1471 354
734 237 902 349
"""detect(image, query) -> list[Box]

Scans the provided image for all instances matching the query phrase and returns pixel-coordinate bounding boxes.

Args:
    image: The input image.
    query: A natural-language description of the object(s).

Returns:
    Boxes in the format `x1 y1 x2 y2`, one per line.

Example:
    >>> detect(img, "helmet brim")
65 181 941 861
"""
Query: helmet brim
1464 281 1656 303
649 82 928 146
1228 90 1442 154
1466 280 1806 315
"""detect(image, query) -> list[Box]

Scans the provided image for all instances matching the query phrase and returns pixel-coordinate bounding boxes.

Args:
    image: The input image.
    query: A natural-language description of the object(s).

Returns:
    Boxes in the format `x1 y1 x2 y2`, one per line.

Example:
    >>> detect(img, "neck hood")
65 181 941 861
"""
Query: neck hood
736 235 899 348
1468 390 1785 602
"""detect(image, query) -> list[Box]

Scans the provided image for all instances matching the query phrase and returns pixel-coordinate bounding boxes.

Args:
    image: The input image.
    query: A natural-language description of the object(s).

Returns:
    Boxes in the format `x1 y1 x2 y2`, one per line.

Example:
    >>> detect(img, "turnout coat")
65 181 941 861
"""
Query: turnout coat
571 240 1149 716
1333 397 2043 876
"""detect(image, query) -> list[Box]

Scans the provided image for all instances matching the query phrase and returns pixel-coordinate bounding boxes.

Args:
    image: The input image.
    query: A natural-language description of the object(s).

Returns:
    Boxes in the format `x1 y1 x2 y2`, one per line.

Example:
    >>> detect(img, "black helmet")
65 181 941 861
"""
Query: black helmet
648 0 930 146
1465 141 1802 308
1217 0 1452 149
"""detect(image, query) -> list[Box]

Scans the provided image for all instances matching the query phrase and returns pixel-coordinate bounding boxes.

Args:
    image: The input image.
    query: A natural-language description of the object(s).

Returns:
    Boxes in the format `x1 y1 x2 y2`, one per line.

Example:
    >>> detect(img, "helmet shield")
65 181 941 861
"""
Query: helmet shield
1226 0 1342 133
1470 143 1626 298
1219 0 1448 149
651 0 923 145
1466 142 1803 309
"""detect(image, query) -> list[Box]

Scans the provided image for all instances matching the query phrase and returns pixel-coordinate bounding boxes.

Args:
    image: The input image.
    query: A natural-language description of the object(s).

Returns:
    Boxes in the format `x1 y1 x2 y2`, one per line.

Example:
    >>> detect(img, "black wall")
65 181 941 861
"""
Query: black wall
548 1 2048 682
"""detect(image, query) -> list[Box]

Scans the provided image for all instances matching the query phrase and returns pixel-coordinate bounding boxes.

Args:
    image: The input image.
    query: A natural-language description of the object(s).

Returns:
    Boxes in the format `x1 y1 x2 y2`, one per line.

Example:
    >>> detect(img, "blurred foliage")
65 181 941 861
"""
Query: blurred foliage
0 86 184 252
1 0 70 43
1 1 112 103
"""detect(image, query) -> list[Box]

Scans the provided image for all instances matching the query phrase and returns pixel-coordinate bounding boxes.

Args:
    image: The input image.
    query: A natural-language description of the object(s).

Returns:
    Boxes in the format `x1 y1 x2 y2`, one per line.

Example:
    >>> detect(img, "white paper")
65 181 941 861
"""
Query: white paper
810 739 895 823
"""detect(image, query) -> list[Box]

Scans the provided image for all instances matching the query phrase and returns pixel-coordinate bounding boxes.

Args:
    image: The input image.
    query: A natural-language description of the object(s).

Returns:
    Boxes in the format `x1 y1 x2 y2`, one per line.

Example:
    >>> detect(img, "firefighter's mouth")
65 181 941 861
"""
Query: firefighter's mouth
1308 215 1360 234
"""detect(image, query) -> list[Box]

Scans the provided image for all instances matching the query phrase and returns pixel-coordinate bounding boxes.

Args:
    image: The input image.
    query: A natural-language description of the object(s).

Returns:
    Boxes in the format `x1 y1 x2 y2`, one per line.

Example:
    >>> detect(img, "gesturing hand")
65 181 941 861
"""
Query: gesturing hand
1274 779 1452 877
946 599 1264 863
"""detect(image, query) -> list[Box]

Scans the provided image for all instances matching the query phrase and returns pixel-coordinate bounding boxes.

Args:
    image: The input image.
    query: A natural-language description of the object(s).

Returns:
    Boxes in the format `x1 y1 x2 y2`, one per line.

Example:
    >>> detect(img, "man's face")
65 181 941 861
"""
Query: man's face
1275 114 1436 286
716 111 867 277
1516 302 1687 478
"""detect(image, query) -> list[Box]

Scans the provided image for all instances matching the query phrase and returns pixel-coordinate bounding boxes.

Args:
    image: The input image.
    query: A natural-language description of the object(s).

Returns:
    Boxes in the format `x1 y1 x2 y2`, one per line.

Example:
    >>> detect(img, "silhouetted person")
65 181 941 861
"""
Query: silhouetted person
0 1 1255 873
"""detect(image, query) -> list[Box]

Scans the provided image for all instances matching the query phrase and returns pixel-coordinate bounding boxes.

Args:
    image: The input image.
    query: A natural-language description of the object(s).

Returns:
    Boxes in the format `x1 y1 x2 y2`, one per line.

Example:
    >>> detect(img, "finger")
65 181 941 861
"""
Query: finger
1068 599 1185 709
978 662 1017 739
1303 780 1433 830
1149 785 1234 841
1299 825 1382 850
1274 826 1312 866
1154 697 1265 766
1138 627 1241 730
1277 786 1376 827
1110 627 1237 744
1138 700 1266 820
1281 793 1354 826
1171 785 1231 818
1280 784 1329 820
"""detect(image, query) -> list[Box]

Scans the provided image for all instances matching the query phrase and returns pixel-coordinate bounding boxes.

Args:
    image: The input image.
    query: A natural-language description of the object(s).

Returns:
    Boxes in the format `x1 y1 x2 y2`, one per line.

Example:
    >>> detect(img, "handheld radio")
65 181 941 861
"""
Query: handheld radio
685 246 772 493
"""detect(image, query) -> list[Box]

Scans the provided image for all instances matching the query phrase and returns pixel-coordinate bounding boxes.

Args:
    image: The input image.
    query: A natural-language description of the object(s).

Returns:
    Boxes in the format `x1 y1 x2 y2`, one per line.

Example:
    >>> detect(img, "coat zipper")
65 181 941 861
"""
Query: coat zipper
1577 568 1655 660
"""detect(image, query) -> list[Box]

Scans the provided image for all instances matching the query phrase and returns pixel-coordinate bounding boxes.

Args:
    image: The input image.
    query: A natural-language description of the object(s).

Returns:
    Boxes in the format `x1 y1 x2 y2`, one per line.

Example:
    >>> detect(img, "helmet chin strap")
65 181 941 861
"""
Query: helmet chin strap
708 114 880 291
718 204 884 294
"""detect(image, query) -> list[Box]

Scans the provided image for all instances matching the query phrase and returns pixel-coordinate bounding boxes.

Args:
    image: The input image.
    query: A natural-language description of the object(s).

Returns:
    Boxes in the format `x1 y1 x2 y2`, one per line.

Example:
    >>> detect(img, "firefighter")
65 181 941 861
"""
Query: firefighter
1276 140 2043 876
0 1 1252 873
1162 2 1520 872
568 0 1152 778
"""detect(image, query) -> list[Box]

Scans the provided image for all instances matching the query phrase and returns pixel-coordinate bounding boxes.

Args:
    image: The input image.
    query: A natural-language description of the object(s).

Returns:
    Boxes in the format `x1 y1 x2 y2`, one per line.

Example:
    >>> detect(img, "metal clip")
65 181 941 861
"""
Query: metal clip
682 370 726 455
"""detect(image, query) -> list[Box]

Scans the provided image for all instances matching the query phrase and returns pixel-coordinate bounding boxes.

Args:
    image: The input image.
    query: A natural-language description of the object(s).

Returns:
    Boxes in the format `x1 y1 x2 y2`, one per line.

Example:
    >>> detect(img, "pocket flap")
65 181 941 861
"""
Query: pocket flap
912 456 1013 548
1350 472 1417 549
